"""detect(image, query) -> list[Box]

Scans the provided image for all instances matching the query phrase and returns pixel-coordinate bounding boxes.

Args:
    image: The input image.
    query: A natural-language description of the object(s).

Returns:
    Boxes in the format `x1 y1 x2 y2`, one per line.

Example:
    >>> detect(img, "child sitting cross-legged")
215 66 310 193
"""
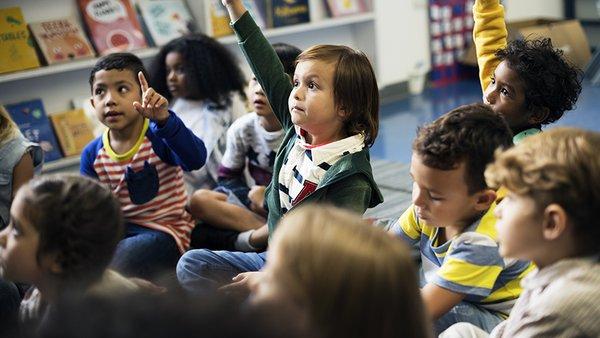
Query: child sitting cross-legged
81 53 207 280
188 43 301 250
392 103 534 335
0 175 139 334
441 128 600 337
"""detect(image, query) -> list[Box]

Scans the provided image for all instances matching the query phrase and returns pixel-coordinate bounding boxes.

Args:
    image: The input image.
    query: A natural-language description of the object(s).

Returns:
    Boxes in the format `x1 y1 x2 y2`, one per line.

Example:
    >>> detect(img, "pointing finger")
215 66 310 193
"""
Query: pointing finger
138 71 149 93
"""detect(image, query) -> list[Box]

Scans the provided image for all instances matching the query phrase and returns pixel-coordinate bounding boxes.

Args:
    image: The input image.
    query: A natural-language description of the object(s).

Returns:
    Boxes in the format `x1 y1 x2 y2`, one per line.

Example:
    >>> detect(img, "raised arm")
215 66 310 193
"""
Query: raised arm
473 0 508 93
221 0 294 130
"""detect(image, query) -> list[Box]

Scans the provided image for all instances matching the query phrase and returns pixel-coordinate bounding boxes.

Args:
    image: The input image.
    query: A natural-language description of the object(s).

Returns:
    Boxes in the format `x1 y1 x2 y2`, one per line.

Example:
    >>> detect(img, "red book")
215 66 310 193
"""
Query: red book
78 0 147 55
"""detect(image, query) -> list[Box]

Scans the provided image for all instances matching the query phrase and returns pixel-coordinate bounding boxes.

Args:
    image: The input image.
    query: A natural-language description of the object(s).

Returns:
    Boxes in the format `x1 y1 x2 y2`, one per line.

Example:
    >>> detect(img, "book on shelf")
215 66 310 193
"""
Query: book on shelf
49 108 96 157
71 96 105 137
324 0 368 17
208 0 233 37
269 0 310 28
5 99 62 162
77 0 148 55
136 0 194 46
29 17 95 65
0 7 41 74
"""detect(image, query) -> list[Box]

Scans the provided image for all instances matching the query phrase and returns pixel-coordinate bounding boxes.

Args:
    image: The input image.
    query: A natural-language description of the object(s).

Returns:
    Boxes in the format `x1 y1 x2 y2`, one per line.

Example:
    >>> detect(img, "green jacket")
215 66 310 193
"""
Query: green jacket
232 13 383 237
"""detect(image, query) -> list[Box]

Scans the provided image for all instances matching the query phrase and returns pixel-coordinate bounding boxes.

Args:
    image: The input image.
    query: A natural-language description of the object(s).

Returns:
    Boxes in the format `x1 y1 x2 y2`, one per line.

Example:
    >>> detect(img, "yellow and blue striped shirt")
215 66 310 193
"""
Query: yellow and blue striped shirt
394 204 534 316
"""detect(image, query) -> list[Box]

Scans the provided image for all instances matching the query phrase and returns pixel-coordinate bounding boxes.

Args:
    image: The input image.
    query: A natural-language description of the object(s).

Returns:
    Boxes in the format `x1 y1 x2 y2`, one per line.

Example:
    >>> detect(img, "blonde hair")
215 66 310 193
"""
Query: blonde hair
296 45 379 147
0 105 21 146
485 127 600 254
270 205 431 338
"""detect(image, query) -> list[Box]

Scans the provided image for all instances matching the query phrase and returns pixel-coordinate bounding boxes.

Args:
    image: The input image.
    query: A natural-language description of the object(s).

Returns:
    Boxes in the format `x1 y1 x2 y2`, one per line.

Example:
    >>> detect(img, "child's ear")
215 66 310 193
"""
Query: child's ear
528 107 550 125
89 96 95 109
40 252 62 275
474 189 497 211
541 203 568 241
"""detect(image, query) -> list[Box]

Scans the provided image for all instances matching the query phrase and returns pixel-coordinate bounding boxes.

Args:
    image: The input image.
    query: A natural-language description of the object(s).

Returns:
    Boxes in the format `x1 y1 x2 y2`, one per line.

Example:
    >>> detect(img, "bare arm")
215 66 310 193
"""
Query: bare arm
421 283 466 319
12 152 34 198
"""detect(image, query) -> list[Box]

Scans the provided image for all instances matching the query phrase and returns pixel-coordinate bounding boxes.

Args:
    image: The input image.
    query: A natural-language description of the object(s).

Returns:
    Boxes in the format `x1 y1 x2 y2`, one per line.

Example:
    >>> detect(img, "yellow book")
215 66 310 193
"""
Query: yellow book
0 7 41 74
49 108 95 157
209 0 233 37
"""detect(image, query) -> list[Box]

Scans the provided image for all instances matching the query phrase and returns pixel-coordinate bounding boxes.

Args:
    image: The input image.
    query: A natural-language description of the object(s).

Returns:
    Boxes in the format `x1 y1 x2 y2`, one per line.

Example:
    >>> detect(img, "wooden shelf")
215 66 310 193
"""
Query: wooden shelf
42 156 81 172
0 13 374 84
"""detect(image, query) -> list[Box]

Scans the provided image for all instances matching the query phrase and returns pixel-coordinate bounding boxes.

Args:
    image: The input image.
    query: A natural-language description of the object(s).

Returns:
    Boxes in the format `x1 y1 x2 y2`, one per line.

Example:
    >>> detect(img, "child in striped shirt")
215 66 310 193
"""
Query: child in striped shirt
81 53 206 280
392 103 533 335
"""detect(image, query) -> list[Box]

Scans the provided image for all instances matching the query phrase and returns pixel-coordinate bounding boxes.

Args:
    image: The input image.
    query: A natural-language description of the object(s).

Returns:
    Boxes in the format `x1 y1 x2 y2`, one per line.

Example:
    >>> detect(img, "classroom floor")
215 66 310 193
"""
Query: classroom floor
371 79 600 164
365 79 600 219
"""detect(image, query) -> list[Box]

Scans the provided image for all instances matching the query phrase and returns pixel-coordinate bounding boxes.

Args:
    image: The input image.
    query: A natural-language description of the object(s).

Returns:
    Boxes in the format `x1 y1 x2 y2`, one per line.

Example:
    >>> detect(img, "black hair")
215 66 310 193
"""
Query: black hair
272 42 302 77
89 53 149 92
149 33 247 108
20 175 123 289
496 38 583 125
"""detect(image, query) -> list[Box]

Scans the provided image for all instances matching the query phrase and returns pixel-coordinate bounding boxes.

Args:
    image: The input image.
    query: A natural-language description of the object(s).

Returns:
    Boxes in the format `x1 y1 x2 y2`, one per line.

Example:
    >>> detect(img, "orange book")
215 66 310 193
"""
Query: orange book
29 17 95 65
77 0 147 55
209 0 233 38
49 108 96 157
0 7 41 74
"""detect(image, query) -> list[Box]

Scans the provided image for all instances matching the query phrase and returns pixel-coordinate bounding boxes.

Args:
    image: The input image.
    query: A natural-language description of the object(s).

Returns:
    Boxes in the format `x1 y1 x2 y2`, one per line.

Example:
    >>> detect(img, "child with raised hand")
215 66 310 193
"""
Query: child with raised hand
0 175 138 332
441 128 600 337
149 34 247 190
81 53 206 280
392 103 534 335
249 205 432 338
188 43 301 243
473 0 582 142
176 0 382 292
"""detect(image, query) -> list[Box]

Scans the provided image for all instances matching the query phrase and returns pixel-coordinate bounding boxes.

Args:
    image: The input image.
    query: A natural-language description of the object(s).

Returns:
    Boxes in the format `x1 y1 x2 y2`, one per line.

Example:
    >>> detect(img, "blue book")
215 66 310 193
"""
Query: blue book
270 0 309 28
6 99 63 162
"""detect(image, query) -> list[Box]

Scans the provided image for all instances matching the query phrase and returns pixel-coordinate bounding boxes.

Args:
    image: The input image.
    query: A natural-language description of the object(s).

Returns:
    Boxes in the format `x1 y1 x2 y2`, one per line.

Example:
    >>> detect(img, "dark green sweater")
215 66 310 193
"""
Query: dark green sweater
232 12 383 237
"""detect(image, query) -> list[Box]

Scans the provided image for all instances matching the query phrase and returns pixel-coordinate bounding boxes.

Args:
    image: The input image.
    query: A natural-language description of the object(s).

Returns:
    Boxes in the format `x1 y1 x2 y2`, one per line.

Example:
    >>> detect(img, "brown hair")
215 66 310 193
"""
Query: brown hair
19 174 123 289
297 45 379 147
270 205 431 338
413 103 513 194
485 127 600 255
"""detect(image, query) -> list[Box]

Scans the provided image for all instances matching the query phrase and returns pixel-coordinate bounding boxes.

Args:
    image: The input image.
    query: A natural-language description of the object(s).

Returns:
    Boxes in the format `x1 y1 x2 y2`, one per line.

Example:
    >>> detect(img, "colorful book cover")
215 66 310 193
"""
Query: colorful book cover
77 0 148 55
0 7 41 74
269 0 309 28
5 99 62 162
49 108 96 157
325 0 368 17
209 0 233 37
137 0 193 46
29 17 95 65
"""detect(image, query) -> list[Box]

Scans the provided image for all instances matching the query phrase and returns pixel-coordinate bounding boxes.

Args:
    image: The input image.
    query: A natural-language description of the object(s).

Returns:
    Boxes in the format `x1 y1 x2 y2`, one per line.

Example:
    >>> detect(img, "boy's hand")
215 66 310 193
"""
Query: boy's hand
221 0 246 21
133 71 169 126
248 185 266 215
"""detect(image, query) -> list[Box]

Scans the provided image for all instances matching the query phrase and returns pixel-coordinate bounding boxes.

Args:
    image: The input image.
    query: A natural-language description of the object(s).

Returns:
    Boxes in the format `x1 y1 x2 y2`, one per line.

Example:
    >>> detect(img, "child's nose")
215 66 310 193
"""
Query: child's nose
0 228 7 247
484 88 497 105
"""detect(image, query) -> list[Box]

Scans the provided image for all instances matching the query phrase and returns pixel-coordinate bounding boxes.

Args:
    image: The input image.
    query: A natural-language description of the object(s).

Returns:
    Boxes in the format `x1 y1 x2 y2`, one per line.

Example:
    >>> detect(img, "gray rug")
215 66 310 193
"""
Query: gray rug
364 159 412 220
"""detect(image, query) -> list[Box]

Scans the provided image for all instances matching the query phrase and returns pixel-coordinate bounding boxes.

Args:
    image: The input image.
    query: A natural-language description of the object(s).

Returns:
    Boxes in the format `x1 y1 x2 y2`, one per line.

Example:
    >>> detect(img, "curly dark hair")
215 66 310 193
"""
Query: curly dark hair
149 34 247 108
496 38 583 125
89 53 149 93
413 103 513 194
20 175 123 289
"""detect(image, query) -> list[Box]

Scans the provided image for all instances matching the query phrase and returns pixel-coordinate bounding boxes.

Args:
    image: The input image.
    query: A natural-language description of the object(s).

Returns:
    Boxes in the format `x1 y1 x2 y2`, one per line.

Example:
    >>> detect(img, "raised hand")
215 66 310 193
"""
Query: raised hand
220 0 246 21
133 71 169 125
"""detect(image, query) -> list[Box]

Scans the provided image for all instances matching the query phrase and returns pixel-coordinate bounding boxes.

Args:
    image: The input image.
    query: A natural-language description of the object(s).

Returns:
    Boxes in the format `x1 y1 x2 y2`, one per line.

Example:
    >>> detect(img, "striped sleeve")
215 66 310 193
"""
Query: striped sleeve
433 232 504 297
393 205 422 248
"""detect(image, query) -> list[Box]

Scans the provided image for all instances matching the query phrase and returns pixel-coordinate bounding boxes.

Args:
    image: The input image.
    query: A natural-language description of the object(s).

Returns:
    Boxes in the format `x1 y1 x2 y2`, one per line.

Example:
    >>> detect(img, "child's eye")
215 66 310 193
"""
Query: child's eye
94 88 104 96
490 76 496 84
308 81 317 89
119 86 129 94
500 88 510 97
293 80 299 87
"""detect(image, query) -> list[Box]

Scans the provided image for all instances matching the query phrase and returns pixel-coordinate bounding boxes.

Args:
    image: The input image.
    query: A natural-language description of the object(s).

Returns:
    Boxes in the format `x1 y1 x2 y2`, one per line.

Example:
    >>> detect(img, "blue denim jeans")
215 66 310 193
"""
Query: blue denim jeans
177 249 267 293
111 223 180 280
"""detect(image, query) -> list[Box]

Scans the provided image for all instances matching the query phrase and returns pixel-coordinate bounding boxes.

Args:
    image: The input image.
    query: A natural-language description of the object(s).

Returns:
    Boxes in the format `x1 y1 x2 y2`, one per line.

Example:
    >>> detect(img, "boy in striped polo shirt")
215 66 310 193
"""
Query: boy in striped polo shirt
81 53 206 280
392 103 534 335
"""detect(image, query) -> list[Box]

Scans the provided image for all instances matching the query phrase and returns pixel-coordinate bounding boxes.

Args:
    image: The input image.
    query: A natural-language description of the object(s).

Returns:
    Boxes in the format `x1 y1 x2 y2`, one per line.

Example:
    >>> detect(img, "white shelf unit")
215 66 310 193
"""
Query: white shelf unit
0 0 377 173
